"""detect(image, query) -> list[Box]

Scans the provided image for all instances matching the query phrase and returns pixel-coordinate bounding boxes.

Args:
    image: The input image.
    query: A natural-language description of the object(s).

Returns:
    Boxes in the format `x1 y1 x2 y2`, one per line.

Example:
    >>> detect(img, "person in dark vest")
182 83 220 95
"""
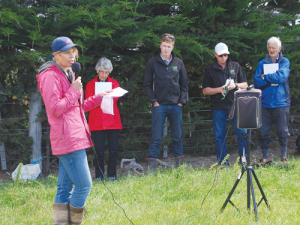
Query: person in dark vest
202 42 248 166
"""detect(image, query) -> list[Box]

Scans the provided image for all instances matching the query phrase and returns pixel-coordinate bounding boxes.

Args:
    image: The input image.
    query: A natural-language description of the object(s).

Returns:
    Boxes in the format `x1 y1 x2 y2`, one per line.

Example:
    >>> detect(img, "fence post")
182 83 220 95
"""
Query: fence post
45 126 51 175
163 117 168 158
0 111 7 170
29 89 43 170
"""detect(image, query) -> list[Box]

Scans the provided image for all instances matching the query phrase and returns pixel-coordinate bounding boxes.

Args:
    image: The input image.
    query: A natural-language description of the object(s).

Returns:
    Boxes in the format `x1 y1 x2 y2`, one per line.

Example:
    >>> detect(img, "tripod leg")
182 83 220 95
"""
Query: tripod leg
248 169 259 221
221 169 245 212
252 169 271 209
247 168 251 210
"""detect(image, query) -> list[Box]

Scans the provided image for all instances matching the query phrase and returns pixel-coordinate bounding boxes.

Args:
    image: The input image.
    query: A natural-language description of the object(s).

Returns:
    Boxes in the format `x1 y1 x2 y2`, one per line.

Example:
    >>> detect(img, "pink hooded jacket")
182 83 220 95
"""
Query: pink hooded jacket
36 63 102 155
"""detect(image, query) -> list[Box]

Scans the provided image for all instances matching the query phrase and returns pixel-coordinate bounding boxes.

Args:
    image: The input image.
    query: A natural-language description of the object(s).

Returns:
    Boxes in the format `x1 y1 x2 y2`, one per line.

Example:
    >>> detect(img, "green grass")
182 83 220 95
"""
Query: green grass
1 158 300 225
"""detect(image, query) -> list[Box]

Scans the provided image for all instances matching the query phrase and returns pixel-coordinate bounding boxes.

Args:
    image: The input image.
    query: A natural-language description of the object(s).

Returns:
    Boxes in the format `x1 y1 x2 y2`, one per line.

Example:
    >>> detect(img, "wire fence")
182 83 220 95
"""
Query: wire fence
1 100 300 173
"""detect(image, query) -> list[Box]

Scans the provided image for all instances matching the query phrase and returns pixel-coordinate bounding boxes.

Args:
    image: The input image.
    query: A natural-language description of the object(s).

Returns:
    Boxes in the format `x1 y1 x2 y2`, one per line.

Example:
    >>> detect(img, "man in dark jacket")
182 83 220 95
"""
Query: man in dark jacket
143 33 189 172
202 42 248 166
254 37 290 163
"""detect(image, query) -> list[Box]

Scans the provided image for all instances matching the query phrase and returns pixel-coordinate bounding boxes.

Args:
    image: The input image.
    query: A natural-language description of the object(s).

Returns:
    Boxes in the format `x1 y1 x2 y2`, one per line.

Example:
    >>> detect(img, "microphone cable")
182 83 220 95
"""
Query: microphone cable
91 137 134 225
77 64 133 224
182 126 230 222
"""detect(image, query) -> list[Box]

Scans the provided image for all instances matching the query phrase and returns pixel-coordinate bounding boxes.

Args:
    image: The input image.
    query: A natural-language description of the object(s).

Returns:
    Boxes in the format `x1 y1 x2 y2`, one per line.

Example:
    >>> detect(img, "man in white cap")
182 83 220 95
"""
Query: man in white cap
202 42 248 166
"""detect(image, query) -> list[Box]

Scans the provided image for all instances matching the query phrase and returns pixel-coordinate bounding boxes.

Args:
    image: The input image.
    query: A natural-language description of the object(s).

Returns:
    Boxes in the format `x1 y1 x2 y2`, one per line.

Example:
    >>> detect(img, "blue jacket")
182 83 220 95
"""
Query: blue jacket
254 52 290 108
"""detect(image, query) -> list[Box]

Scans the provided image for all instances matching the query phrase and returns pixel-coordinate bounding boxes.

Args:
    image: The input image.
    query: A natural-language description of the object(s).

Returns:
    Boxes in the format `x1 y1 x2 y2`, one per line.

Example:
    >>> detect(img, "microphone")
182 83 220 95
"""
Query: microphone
71 62 81 78
71 62 84 110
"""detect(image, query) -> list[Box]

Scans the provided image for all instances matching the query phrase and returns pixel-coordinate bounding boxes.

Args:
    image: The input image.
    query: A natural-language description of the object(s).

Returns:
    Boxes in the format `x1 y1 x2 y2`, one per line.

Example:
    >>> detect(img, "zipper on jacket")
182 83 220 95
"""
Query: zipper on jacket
167 66 170 102
62 115 65 140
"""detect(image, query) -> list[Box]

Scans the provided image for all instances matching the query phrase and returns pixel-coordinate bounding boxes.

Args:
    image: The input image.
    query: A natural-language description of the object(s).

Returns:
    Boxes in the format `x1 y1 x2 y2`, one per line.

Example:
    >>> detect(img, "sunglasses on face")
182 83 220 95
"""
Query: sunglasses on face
163 35 175 40
218 54 228 57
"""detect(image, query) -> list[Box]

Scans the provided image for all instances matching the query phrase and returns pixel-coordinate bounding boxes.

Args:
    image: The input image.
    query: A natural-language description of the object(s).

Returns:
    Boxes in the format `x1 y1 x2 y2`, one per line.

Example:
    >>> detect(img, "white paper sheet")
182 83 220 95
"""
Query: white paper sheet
101 96 114 115
264 63 279 86
263 63 279 75
106 87 128 97
100 87 128 115
225 79 234 86
95 82 112 94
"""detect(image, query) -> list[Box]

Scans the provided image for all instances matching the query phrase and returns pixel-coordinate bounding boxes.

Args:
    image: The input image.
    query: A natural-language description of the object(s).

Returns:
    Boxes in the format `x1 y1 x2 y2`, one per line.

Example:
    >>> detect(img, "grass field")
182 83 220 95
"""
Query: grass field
0 158 299 225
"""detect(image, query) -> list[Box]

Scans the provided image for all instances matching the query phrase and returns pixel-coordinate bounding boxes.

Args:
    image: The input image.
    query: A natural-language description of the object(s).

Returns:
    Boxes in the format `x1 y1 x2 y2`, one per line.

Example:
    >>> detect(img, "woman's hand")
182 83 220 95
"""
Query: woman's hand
71 76 82 91
98 90 113 96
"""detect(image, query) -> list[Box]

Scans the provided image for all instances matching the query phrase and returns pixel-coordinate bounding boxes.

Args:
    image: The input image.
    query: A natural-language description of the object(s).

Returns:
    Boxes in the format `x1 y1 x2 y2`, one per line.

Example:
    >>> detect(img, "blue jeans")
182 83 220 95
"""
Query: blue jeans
148 104 184 158
54 150 92 208
213 110 247 164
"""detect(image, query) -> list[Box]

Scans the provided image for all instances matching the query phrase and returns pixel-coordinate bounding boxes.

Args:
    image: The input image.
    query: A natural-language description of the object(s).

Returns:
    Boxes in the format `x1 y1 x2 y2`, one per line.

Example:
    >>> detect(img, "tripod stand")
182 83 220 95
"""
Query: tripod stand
221 130 270 221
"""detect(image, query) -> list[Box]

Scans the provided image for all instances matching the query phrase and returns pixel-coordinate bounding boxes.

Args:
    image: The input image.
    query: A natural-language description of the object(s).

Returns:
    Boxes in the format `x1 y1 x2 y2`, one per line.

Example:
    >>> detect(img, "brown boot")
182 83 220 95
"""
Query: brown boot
52 203 69 225
70 205 85 225
175 156 185 168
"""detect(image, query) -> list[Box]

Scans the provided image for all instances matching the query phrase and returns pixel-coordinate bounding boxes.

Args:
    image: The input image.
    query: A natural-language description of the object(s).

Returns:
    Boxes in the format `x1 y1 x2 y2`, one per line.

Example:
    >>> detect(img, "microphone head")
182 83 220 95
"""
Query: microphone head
71 62 81 73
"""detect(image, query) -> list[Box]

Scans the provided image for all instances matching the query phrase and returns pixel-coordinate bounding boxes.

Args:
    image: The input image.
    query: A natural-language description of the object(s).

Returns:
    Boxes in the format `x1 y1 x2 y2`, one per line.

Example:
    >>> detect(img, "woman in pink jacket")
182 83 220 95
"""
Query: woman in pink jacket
36 37 110 225
85 57 123 181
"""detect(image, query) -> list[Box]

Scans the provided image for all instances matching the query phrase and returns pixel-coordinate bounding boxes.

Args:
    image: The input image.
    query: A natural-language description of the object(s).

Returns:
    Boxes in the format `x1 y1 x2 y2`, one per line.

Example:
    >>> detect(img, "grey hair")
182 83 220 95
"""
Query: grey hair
95 57 113 73
267 37 281 49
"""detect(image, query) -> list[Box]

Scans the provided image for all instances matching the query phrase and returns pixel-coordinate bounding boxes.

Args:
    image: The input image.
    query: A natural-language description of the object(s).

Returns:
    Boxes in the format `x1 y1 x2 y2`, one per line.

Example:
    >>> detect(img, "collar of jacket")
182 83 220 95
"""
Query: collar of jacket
92 75 111 84
264 51 283 63
39 61 66 76
156 52 175 65
97 76 108 82
39 61 73 84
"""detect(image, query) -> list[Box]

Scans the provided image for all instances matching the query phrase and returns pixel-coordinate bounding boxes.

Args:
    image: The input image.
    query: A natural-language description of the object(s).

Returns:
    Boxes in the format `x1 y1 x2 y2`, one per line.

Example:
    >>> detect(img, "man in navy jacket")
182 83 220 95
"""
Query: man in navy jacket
254 36 290 163
143 33 189 172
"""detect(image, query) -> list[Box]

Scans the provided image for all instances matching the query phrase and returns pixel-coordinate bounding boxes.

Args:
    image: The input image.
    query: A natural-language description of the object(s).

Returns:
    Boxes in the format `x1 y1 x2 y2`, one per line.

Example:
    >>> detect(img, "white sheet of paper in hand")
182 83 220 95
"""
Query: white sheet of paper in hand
264 63 279 86
263 63 279 74
101 96 114 115
95 82 112 94
100 87 128 115
107 87 128 97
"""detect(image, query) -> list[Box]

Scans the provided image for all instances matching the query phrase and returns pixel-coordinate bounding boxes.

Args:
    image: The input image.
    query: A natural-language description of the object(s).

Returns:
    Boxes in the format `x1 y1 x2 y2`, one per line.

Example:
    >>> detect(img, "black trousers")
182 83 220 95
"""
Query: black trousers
92 129 120 178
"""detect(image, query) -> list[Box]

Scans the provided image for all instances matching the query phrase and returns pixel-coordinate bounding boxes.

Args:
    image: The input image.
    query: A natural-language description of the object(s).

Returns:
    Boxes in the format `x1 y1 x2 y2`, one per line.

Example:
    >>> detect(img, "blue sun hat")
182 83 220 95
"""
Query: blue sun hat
47 36 82 59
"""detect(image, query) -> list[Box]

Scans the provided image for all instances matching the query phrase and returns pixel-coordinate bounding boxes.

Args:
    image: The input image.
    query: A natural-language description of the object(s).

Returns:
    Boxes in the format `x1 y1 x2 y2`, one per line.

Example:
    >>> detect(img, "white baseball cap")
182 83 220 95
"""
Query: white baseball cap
215 42 230 55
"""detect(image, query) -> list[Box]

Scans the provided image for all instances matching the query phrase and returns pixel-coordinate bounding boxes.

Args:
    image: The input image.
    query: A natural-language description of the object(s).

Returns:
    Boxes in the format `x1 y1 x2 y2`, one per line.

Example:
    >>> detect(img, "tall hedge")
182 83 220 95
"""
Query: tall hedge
0 0 300 167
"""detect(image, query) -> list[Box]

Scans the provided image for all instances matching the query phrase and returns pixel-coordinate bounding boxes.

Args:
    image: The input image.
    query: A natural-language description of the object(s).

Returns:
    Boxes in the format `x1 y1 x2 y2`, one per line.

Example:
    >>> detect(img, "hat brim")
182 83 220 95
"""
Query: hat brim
216 50 230 55
47 44 82 59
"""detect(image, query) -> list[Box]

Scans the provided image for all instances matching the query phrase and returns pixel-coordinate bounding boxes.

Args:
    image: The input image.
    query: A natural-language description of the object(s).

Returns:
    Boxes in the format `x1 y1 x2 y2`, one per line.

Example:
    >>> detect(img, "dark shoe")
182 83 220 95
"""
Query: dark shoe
95 177 103 181
221 164 230 170
259 158 271 164
219 161 230 169
175 156 185 168
281 157 288 162
69 205 85 225
52 203 69 225
146 158 157 173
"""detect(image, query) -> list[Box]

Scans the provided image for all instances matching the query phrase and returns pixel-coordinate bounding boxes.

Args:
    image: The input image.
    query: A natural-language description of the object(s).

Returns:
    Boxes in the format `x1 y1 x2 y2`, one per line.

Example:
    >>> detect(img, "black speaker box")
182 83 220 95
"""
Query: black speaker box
234 88 262 129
